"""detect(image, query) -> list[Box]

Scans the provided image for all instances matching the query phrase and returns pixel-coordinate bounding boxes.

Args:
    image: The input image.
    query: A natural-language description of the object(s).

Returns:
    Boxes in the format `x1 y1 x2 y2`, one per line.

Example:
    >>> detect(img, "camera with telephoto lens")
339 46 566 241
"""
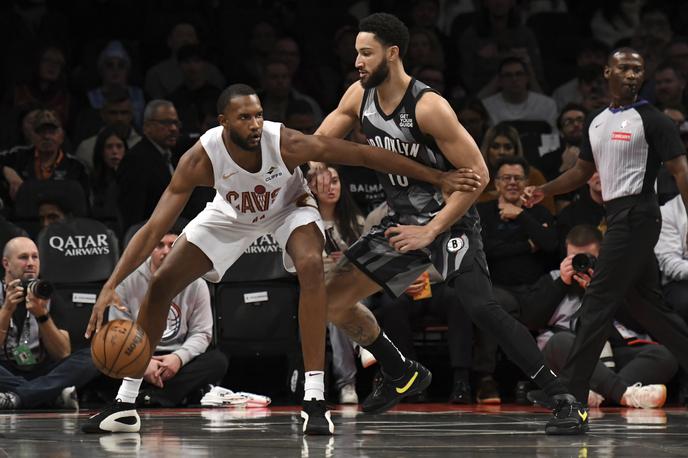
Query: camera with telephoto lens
571 253 597 273
20 279 54 300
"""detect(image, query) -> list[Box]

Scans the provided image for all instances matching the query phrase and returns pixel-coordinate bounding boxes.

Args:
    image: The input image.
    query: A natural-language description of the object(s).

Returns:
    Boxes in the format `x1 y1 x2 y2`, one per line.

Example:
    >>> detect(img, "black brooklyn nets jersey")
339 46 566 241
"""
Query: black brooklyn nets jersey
359 78 480 234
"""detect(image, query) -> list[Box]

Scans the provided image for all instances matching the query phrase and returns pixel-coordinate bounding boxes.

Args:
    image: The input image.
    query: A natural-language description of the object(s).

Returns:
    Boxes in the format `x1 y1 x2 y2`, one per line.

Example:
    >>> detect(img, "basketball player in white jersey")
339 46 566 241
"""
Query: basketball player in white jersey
81 84 480 435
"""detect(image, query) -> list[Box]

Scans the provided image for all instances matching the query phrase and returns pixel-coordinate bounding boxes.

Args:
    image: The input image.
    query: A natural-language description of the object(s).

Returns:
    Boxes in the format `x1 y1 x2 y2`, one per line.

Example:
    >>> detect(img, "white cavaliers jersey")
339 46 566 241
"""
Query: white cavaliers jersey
200 121 311 224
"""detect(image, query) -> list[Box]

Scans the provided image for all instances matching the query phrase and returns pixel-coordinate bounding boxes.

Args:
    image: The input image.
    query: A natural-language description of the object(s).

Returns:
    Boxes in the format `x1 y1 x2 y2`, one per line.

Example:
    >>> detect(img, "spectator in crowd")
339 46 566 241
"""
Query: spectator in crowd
653 62 686 112
0 107 41 204
229 20 277 89
91 124 129 224
630 4 673 78
145 22 226 100
406 28 445 75
258 61 322 123
74 85 141 171
109 224 228 407
87 41 145 130
537 225 675 409
666 36 688 79
37 199 68 229
116 100 180 233
552 40 609 110
459 0 544 94
481 57 558 131
312 166 363 404
540 103 587 182
0 110 90 203
284 100 318 135
590 0 641 48
168 45 221 138
656 193 688 323
556 172 606 252
452 97 489 147
8 44 73 129
656 108 688 205
477 122 554 212
474 156 558 403
316 25 358 112
0 237 99 410
270 36 323 106
414 65 446 95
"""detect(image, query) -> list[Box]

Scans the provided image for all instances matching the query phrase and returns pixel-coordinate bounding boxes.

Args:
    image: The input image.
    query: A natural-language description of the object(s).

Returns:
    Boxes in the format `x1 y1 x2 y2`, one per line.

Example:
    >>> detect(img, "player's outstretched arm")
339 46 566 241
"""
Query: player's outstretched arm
523 158 596 207
85 142 213 338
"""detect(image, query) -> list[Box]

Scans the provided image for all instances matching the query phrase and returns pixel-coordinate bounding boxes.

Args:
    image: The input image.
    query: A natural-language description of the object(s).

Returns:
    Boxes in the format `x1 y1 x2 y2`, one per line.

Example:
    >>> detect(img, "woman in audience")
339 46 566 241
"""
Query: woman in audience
90 124 129 226
478 122 555 213
312 165 364 404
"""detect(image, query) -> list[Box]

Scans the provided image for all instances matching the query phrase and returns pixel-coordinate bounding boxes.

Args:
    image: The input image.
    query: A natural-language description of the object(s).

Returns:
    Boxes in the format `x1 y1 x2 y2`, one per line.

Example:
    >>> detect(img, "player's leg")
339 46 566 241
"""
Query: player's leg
83 235 213 433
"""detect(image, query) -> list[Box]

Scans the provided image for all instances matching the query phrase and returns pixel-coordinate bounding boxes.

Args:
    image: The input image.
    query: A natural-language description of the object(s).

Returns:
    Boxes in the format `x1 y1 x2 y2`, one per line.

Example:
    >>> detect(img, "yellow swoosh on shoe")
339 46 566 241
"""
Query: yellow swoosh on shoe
578 410 588 422
395 371 419 394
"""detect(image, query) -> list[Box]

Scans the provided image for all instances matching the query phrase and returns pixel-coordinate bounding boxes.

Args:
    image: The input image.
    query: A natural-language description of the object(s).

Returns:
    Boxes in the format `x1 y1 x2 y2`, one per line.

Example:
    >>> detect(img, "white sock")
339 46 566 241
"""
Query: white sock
116 377 143 404
304 371 325 401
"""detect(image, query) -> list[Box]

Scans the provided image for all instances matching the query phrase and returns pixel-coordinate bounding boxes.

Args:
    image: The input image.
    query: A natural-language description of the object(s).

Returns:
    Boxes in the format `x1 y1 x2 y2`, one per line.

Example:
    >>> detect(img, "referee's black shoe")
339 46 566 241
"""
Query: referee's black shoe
545 394 589 435
301 399 334 435
362 360 432 414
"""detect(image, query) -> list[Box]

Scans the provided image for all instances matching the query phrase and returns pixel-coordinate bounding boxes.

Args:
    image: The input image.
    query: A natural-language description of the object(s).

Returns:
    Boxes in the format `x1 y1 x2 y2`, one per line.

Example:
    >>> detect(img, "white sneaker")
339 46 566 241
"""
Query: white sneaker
622 383 667 409
200 386 248 407
55 386 79 410
359 348 377 368
587 390 604 408
339 383 358 404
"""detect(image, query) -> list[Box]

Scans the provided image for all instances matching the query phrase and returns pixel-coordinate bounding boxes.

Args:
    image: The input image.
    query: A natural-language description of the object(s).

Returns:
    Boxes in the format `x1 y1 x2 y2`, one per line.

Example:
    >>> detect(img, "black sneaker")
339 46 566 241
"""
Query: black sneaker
545 394 589 435
362 360 432 414
476 376 501 405
82 400 140 433
300 399 334 435
449 379 472 404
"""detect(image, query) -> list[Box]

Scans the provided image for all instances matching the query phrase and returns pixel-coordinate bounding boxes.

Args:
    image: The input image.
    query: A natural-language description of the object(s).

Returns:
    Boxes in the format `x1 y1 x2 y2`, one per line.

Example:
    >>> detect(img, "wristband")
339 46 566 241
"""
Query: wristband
36 313 50 324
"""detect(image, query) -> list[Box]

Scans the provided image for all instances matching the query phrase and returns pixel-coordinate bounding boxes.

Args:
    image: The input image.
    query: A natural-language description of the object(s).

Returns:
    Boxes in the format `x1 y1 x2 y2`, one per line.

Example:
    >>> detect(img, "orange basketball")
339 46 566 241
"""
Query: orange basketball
91 319 152 379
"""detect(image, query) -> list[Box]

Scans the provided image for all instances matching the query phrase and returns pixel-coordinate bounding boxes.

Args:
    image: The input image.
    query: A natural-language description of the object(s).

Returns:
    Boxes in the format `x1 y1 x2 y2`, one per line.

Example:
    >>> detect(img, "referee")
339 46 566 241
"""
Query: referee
525 48 688 434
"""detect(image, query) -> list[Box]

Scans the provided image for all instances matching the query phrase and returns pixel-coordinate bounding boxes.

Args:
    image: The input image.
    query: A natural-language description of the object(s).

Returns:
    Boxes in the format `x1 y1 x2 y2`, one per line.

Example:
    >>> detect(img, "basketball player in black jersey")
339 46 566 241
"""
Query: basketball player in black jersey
312 12 581 432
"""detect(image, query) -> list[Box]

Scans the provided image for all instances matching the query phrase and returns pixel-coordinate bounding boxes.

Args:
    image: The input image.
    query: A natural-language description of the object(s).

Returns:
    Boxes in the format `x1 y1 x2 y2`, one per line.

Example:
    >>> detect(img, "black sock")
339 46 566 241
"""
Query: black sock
453 368 469 383
531 365 568 397
364 332 409 380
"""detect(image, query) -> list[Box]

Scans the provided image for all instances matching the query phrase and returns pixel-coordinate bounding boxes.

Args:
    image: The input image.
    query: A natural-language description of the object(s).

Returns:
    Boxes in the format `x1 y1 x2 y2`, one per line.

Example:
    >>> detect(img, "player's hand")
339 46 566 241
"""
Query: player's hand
307 163 332 195
144 359 164 388
439 168 482 200
2 279 24 314
521 185 546 208
85 286 127 339
498 202 523 221
154 354 182 382
384 224 436 252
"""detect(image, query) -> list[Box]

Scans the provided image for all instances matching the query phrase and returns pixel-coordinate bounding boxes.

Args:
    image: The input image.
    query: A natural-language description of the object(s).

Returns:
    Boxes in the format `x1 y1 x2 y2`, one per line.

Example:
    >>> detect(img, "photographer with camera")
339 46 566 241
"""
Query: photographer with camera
0 237 99 410
533 225 677 409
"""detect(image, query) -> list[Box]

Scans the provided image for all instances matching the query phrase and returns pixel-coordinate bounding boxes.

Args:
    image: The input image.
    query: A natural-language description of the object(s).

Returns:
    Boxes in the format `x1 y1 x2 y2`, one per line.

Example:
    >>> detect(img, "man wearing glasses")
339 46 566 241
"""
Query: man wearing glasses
477 155 558 329
117 100 182 233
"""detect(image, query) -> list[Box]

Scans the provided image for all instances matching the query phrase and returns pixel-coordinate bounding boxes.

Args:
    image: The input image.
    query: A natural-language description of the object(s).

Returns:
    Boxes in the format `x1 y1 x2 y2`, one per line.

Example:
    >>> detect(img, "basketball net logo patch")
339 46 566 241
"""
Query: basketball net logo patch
447 237 464 253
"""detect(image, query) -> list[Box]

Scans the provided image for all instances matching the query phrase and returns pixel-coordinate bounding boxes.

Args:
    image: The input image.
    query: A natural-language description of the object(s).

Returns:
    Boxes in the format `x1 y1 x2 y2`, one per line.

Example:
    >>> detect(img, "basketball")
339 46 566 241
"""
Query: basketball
91 320 152 379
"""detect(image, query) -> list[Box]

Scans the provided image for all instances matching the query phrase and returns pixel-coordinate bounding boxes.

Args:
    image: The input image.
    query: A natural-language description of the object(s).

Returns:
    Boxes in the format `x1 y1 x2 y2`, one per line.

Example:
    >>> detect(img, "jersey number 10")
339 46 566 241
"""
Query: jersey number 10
388 174 409 187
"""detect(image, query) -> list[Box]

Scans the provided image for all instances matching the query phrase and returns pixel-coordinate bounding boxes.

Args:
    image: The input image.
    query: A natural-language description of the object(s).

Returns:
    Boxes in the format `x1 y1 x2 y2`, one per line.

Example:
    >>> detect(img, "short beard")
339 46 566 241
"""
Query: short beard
361 59 390 89
229 129 260 152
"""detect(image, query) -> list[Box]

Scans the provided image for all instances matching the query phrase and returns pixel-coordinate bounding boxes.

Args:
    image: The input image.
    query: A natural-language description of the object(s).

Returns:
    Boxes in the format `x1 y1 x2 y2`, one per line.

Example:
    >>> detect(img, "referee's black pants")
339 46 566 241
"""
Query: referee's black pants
561 194 688 402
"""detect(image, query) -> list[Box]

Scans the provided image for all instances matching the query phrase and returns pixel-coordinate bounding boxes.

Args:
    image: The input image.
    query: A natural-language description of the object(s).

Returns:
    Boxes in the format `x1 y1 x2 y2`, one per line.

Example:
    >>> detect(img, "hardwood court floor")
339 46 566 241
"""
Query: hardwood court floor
1 404 687 457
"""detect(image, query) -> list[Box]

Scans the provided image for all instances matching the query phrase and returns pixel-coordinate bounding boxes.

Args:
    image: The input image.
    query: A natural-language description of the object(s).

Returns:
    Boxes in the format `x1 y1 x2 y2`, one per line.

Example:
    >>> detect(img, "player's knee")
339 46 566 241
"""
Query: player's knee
293 251 325 284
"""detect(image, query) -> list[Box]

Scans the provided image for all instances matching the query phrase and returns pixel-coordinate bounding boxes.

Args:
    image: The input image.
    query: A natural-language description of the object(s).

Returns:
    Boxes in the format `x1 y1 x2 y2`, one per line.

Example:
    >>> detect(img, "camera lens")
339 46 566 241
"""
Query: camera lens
572 253 596 273
20 279 53 300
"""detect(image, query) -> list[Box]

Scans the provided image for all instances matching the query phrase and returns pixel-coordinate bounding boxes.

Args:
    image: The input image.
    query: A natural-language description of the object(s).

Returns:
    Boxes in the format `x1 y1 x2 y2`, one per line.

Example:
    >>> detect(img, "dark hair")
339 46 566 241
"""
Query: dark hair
557 103 588 130
493 155 530 177
92 123 130 192
451 96 489 120
216 84 257 114
316 165 363 245
359 13 410 58
498 56 527 75
565 224 603 246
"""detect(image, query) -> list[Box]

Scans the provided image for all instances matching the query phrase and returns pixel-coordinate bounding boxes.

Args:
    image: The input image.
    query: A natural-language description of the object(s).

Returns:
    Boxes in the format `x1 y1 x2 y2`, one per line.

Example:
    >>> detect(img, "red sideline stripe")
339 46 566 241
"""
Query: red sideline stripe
611 131 631 141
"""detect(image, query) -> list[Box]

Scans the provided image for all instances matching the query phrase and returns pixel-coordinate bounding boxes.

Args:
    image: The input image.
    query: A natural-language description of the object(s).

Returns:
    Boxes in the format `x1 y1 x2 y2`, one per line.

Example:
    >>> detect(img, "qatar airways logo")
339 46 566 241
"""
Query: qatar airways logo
226 185 281 214
49 234 111 256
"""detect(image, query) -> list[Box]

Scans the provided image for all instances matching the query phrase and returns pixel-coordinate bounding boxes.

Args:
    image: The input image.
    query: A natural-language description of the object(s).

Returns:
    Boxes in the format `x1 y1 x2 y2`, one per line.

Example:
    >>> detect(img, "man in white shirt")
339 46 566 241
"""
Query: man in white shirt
655 193 688 322
109 223 227 406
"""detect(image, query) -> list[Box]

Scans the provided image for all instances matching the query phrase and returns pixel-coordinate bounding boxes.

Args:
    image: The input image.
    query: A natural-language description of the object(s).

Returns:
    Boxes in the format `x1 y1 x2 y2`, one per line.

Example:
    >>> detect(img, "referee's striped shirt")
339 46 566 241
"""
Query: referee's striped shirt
580 99 684 202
